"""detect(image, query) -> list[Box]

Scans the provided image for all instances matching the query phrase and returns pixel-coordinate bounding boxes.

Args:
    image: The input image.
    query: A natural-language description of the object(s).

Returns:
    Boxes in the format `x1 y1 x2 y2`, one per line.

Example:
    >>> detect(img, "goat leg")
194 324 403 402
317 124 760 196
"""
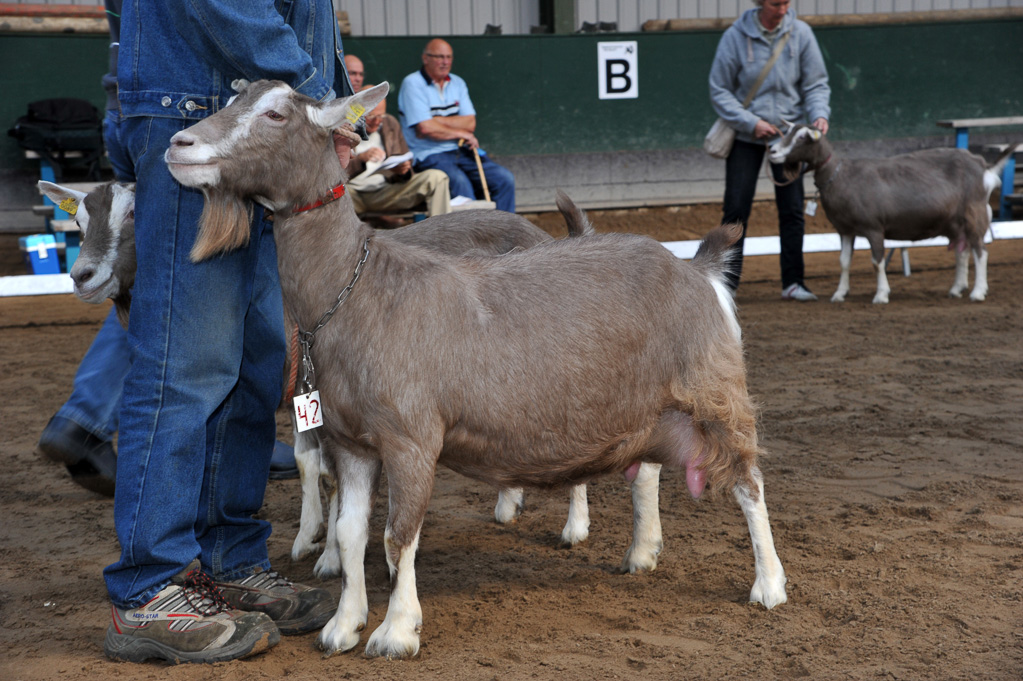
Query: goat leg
560 484 590 546
621 463 663 573
968 247 988 301
318 452 381 655
831 234 854 303
494 487 524 524
364 448 435 659
869 239 891 304
292 428 326 561
733 467 787 609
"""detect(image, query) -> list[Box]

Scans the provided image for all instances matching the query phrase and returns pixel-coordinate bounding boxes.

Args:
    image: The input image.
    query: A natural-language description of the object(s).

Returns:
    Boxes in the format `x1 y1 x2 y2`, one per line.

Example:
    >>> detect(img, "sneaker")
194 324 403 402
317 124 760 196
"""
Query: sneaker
217 567 334 635
781 283 818 301
104 561 280 664
36 415 116 497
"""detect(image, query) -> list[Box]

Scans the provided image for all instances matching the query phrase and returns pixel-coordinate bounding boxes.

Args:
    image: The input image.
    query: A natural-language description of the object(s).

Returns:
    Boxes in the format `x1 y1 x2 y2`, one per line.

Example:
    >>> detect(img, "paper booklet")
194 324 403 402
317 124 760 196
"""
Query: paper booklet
351 151 413 184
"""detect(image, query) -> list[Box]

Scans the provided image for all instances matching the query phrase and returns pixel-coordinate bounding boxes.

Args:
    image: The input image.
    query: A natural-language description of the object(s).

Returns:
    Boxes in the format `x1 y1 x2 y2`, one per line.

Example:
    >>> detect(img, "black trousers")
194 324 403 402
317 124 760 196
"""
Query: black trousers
721 139 807 290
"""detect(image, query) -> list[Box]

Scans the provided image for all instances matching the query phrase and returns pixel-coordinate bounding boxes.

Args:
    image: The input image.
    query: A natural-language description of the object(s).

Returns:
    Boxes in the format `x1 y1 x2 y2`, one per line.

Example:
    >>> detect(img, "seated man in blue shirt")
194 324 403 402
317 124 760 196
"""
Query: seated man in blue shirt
397 38 516 213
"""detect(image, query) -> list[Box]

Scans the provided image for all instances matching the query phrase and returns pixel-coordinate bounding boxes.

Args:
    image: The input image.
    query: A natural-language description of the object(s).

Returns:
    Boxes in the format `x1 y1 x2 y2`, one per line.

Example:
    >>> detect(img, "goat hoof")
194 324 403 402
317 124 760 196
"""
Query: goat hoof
365 623 421 659
559 527 589 547
749 577 788 610
830 294 846 303
291 541 321 562
871 295 889 304
969 291 986 302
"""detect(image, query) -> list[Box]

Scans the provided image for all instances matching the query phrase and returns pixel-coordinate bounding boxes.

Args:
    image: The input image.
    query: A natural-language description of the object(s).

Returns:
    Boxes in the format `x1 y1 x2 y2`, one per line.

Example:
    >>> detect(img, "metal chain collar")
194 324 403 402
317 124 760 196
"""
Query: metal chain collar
297 236 371 393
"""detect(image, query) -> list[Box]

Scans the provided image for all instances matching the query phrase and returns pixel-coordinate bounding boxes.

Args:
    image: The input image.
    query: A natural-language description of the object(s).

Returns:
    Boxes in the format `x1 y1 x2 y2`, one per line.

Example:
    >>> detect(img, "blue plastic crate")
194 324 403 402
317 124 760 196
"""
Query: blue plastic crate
19 234 61 275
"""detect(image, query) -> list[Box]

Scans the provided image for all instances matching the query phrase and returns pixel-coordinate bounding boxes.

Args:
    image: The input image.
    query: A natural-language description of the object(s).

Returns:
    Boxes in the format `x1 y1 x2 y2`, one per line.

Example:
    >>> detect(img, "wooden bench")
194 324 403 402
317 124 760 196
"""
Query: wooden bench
936 116 1023 220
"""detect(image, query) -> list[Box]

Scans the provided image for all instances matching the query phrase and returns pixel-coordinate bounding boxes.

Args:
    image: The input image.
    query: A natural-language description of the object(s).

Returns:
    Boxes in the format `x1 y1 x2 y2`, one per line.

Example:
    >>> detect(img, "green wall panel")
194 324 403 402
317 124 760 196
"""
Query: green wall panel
2 17 1020 169
0 33 108 169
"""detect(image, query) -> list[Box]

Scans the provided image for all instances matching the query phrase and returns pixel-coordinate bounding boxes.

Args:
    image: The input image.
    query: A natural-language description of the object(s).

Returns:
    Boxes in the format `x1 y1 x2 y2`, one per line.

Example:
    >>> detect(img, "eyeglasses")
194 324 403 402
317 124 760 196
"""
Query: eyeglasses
365 114 384 123
424 53 453 61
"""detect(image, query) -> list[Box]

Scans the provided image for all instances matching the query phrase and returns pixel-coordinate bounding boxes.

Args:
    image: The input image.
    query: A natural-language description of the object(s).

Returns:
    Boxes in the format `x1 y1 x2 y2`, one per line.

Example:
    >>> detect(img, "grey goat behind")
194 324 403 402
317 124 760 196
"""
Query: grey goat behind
38 180 136 325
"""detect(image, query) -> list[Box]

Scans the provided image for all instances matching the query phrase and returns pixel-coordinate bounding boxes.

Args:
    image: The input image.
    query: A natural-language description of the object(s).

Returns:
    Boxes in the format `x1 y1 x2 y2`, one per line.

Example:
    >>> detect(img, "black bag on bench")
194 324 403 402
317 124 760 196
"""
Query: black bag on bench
8 98 104 180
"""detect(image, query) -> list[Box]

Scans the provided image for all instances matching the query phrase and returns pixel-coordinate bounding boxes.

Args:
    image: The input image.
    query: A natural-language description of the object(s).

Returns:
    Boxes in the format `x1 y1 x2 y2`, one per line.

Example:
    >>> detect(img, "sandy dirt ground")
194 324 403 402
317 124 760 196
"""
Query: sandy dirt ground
2 201 1022 681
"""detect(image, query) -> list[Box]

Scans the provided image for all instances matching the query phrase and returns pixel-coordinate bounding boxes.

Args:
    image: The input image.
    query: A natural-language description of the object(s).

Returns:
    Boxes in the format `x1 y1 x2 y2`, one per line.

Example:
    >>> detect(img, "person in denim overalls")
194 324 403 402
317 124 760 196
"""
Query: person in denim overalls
101 0 355 664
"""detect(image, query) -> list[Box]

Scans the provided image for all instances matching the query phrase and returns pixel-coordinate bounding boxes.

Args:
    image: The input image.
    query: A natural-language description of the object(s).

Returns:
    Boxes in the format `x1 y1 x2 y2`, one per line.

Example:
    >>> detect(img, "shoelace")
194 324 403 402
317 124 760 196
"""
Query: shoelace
181 568 230 616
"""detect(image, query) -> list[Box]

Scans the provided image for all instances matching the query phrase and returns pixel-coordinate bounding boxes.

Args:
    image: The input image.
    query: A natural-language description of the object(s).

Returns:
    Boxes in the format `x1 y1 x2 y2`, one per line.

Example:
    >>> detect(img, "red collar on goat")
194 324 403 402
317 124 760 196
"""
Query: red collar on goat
293 181 347 214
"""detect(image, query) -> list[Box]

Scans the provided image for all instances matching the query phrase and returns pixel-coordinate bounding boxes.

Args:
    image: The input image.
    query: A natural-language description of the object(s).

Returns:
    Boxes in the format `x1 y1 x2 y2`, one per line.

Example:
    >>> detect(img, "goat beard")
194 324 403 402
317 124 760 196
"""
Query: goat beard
780 161 803 185
190 189 254 262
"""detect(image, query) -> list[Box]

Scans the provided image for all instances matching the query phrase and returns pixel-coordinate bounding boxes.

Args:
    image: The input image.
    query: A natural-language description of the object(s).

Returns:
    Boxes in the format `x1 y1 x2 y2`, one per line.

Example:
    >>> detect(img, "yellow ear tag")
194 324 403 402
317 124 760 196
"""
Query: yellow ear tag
59 198 78 215
344 102 366 125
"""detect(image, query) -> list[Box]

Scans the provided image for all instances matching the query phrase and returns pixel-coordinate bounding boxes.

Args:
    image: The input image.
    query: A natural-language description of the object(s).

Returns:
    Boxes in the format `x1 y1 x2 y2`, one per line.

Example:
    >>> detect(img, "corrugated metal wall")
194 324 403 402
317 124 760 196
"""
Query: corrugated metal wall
8 0 1023 34
578 0 1023 31
342 0 540 36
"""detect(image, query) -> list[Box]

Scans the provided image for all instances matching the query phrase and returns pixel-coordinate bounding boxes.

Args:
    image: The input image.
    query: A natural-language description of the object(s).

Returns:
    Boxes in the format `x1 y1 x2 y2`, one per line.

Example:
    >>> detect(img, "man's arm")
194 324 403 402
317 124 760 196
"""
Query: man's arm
414 116 478 148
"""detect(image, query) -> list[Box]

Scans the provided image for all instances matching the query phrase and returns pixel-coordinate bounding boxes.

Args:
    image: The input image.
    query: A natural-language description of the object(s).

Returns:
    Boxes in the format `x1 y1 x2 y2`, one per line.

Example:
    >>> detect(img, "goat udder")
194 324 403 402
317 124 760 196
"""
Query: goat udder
623 461 642 483
686 455 707 499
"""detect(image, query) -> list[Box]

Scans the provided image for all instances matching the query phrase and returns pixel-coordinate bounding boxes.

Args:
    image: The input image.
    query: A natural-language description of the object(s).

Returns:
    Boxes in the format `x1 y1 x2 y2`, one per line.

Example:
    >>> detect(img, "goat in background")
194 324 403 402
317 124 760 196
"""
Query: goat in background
769 125 1017 304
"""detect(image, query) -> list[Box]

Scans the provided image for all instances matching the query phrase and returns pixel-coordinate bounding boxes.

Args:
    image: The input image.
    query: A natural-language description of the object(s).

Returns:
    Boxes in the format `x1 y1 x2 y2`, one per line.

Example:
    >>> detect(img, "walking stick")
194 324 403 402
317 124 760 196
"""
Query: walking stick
459 139 491 202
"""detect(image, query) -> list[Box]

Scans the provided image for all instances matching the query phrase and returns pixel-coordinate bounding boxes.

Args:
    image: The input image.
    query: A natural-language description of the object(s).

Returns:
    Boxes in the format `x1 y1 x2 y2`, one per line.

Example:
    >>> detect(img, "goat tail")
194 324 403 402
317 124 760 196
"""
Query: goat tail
190 189 254 262
987 143 1021 177
692 222 742 273
554 189 596 237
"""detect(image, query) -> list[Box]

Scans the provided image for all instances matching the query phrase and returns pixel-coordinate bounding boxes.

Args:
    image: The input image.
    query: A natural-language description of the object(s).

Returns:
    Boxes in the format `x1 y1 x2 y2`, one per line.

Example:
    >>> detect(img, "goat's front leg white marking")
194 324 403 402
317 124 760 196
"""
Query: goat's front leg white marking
617 462 666 568
560 484 590 546
949 248 970 298
622 463 663 573
494 487 524 524
365 528 423 659
871 253 891 304
292 429 325 560
733 468 787 609
318 456 379 655
313 488 341 578
831 235 854 302
969 247 987 301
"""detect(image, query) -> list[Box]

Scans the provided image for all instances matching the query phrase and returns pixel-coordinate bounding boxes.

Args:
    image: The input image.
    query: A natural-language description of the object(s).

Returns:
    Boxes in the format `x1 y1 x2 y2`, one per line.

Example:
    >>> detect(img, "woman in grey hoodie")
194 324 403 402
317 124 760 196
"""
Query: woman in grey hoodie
709 0 830 300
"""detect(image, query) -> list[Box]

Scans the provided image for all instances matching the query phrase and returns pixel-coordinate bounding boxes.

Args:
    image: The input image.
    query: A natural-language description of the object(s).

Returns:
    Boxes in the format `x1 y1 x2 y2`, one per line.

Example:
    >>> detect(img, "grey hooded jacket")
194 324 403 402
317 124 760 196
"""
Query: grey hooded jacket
708 8 831 144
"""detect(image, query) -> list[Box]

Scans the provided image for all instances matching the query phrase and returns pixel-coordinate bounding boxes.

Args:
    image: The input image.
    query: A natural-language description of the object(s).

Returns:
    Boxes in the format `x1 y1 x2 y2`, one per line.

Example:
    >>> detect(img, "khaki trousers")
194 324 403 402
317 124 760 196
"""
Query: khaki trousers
349 169 451 217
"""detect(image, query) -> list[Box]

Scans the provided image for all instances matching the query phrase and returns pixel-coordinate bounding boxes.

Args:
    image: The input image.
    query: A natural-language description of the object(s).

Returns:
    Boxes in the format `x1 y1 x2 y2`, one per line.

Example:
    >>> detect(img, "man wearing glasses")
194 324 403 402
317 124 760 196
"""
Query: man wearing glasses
397 38 516 212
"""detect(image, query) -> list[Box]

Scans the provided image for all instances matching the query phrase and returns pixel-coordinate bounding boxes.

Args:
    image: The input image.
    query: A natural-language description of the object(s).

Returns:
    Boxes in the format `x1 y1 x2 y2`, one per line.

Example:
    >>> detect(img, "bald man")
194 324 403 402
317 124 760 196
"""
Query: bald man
397 38 516 212
344 53 364 92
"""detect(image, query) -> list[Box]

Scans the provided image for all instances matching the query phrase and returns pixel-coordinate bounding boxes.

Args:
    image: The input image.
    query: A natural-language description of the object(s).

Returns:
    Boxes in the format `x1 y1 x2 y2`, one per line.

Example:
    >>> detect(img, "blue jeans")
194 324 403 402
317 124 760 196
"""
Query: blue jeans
103 115 285 608
415 148 516 213
722 139 806 290
56 306 130 440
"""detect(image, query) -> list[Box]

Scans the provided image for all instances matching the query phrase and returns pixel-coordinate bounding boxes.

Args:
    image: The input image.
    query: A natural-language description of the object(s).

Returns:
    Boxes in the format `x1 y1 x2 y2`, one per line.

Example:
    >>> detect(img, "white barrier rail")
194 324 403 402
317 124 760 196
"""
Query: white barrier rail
3 221 1023 298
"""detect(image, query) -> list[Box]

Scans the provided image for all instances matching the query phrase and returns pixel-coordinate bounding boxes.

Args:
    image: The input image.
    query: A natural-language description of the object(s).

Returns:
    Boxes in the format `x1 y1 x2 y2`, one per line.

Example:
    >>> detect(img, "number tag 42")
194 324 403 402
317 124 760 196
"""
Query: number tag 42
293 390 323 432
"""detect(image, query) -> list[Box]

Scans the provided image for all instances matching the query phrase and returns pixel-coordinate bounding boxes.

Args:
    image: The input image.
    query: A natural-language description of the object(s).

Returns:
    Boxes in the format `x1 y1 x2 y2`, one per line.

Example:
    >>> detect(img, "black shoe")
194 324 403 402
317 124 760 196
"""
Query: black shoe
268 440 298 480
37 415 116 496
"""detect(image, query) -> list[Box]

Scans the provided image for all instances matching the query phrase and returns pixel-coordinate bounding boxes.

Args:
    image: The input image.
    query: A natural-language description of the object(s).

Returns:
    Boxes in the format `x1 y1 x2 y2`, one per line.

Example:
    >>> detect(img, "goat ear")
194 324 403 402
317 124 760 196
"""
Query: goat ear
38 180 88 216
309 82 390 132
231 79 251 93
